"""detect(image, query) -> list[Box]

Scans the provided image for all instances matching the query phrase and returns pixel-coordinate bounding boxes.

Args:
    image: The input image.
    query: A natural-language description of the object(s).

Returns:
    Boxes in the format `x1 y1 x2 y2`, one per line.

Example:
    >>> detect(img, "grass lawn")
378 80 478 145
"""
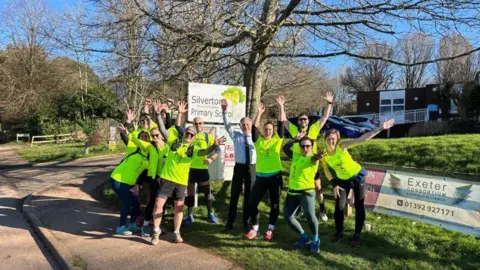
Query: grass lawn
18 141 125 163
100 180 479 270
98 134 480 269
349 134 480 174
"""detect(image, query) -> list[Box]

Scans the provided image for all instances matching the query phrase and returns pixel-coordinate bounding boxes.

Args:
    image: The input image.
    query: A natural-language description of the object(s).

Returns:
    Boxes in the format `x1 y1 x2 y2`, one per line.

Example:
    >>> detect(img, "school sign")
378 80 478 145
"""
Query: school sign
364 168 480 237
188 82 247 124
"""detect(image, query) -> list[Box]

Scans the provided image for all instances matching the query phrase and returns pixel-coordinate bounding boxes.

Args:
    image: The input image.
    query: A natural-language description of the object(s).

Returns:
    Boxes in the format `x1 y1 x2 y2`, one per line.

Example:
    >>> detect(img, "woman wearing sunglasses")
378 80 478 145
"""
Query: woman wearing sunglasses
321 119 394 248
150 101 227 245
282 132 325 254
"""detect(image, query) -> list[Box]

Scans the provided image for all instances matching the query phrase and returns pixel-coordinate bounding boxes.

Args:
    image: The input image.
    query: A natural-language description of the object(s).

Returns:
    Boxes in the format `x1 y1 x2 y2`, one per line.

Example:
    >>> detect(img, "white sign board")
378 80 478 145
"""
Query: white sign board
200 124 240 181
188 82 247 124
369 170 480 237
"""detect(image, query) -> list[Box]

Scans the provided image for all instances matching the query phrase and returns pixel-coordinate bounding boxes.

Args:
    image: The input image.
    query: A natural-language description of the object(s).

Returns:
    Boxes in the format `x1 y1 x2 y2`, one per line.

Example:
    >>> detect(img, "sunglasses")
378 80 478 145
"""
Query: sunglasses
186 132 195 138
298 118 308 121
300 144 312 148
194 122 203 126
152 134 160 137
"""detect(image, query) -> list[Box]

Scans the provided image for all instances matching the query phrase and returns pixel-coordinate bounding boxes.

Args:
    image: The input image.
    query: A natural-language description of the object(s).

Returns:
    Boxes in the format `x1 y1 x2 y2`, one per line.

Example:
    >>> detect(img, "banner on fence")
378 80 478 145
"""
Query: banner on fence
365 168 480 237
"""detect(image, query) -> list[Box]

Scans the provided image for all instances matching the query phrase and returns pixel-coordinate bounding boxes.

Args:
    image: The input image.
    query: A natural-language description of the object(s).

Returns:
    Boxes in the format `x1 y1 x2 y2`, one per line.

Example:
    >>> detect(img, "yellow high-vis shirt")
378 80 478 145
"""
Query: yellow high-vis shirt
255 134 283 174
324 146 362 180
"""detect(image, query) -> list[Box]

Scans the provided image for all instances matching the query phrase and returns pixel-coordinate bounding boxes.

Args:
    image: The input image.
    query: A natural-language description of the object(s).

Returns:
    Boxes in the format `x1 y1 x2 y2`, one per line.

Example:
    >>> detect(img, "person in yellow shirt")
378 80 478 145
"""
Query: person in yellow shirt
183 116 220 226
286 92 334 222
244 97 286 241
282 132 325 254
150 101 226 245
110 130 150 236
321 119 394 247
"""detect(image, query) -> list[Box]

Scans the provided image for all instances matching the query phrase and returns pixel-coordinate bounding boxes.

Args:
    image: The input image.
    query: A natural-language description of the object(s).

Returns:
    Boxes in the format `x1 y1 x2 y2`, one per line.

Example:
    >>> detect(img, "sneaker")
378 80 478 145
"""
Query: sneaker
310 239 320 253
128 223 141 233
141 226 150 237
244 229 259 240
264 229 273 241
207 213 218 224
151 230 160 245
183 215 194 226
351 234 361 248
116 225 133 236
174 232 184 243
330 232 344 243
294 234 311 248
319 212 328 222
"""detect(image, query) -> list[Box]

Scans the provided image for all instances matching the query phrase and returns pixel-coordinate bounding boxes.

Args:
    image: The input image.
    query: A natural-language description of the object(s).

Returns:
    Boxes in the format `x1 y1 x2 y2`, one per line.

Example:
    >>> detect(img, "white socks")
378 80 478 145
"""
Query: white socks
253 225 259 231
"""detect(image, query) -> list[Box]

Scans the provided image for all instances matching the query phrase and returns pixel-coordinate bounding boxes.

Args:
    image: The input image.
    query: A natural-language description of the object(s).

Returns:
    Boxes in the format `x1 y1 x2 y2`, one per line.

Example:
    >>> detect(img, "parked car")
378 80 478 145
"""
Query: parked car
342 115 379 130
285 115 371 139
321 117 372 138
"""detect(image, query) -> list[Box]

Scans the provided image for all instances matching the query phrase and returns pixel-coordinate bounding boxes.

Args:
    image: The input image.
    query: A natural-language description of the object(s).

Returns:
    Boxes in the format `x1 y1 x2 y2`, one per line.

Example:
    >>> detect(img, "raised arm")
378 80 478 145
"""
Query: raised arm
277 120 286 138
164 111 172 129
118 124 129 146
282 139 296 159
153 100 169 141
221 99 234 139
276 95 287 122
198 136 227 156
176 100 188 127
340 119 395 149
317 91 334 129
252 103 265 142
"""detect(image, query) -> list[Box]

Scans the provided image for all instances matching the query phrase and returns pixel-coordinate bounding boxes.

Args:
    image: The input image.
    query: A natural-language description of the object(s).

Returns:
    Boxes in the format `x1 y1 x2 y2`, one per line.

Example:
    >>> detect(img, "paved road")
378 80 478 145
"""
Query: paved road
0 147 121 270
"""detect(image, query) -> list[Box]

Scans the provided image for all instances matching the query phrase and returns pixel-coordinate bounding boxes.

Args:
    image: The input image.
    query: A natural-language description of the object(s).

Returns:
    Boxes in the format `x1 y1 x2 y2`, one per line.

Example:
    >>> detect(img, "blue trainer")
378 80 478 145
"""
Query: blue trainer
310 239 320 253
183 215 194 226
116 225 133 236
294 234 311 248
128 223 141 233
207 213 218 224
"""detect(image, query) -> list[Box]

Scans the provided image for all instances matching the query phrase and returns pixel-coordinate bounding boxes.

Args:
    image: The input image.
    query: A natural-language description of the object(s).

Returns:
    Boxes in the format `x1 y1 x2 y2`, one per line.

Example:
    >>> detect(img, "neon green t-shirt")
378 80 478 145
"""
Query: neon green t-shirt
288 153 319 192
288 120 321 154
155 145 169 177
190 132 215 170
160 142 200 186
255 134 283 174
111 151 148 185
324 146 362 180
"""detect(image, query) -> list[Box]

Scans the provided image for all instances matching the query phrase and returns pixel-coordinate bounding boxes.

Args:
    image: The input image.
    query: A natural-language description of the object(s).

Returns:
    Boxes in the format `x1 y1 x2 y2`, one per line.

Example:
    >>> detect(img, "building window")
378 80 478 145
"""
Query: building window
393 98 404 105
381 99 391 105
380 98 405 114
380 106 392 113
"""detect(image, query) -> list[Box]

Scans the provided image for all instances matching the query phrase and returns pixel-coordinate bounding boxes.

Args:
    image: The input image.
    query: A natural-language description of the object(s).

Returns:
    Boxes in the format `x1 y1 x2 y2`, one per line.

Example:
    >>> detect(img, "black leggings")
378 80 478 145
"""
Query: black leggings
249 173 283 226
334 175 366 235
144 179 160 222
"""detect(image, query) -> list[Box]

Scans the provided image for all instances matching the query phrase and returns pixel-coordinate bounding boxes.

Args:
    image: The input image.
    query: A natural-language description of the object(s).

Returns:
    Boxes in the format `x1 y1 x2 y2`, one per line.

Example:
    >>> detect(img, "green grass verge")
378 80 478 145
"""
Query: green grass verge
18 141 125 163
348 134 480 174
100 180 479 270
98 134 480 269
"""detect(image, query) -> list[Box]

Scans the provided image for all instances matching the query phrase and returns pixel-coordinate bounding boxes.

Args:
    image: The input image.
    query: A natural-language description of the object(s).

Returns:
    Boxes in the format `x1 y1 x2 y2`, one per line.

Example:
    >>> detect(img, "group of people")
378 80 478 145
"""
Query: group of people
109 93 395 253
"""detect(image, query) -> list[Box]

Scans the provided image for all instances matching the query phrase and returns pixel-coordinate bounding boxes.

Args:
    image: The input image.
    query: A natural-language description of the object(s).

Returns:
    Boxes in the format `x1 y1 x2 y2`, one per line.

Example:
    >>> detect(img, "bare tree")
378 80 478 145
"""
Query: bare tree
397 33 433 89
0 0 56 120
58 0 480 117
437 33 476 85
341 43 395 92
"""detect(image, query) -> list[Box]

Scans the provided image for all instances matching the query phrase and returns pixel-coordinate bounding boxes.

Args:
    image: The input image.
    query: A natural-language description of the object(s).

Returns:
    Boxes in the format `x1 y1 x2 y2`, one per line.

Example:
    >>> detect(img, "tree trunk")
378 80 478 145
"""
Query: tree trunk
249 49 269 117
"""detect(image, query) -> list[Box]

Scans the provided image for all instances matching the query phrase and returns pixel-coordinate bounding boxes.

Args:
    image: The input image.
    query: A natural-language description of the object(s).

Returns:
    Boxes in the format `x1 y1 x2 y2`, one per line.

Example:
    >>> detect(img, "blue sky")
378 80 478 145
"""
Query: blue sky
1 0 477 81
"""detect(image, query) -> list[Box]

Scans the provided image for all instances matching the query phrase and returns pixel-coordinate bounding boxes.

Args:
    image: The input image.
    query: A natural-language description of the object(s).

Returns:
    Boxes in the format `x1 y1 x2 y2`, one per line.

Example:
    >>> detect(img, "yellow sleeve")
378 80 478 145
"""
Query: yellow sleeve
131 133 150 152
147 145 158 178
